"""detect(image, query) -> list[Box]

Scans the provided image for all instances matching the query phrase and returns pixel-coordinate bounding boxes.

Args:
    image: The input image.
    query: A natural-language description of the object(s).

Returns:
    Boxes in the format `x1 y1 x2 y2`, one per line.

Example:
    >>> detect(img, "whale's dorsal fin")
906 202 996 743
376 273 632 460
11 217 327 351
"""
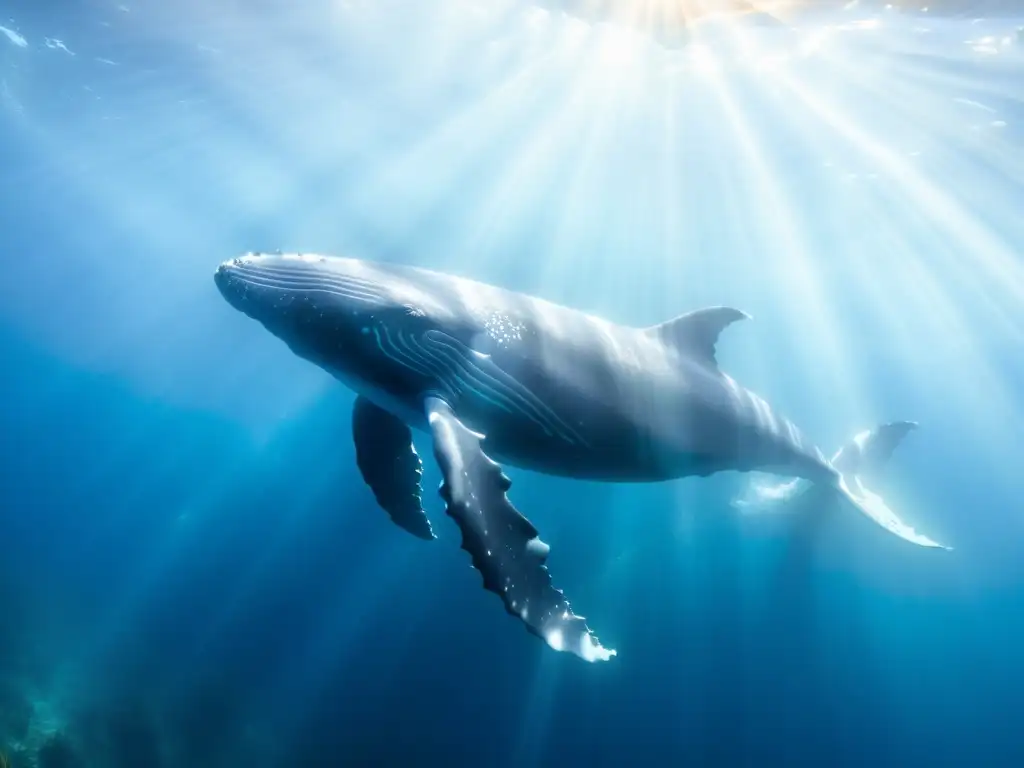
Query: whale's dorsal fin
646 307 749 368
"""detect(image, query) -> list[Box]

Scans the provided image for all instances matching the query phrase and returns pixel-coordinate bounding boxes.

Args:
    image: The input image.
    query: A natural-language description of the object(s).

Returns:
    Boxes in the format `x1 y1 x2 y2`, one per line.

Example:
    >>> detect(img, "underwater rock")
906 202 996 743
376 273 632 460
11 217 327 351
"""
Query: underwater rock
104 704 162 768
36 734 81 768
0 680 32 745
0 690 76 768
63 695 166 768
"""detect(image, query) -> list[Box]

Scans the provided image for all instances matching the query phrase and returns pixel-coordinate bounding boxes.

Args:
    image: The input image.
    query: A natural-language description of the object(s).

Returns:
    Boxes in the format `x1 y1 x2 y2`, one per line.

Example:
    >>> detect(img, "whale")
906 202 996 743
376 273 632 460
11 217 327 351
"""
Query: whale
214 252 947 662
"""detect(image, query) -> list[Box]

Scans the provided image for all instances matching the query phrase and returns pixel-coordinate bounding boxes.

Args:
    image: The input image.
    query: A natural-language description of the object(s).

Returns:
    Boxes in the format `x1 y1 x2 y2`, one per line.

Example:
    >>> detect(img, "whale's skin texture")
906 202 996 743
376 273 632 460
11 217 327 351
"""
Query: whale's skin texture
215 253 831 483
214 252 945 662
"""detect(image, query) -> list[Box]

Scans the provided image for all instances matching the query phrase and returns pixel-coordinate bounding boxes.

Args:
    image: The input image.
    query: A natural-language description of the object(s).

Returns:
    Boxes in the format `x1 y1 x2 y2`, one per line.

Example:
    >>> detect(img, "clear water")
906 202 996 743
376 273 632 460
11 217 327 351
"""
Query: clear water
1 1 1022 766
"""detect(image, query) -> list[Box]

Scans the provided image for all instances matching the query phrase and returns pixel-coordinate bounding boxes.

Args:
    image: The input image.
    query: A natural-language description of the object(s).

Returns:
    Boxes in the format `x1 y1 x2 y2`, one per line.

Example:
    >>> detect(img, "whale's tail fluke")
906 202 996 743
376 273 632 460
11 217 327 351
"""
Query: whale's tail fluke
830 420 917 482
831 421 949 549
734 421 950 550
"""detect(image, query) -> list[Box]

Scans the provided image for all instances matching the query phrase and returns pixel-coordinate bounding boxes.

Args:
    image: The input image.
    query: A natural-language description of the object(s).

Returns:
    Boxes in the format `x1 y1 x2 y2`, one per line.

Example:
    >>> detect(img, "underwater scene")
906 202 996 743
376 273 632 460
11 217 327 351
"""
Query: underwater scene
1 0 1023 766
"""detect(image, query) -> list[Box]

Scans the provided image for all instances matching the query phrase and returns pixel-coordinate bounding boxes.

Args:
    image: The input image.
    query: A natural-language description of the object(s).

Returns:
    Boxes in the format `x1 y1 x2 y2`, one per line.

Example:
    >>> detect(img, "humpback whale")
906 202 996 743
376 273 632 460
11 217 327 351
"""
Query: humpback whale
214 252 947 662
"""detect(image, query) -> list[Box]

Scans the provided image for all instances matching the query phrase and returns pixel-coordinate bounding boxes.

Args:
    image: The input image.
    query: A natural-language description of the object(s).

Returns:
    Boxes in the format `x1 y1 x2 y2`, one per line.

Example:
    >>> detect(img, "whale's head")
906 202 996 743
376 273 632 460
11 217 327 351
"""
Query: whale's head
215 252 455 398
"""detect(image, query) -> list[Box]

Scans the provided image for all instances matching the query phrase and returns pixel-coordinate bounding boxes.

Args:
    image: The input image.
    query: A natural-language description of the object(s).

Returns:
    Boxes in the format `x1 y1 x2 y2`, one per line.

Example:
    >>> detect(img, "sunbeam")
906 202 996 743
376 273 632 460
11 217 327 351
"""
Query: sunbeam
1 1 1023 765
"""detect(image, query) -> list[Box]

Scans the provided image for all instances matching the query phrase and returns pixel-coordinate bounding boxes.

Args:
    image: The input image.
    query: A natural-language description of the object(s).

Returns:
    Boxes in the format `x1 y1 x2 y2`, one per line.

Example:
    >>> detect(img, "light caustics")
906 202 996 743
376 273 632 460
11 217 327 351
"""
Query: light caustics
6 0 1019 519
1 0 1021 706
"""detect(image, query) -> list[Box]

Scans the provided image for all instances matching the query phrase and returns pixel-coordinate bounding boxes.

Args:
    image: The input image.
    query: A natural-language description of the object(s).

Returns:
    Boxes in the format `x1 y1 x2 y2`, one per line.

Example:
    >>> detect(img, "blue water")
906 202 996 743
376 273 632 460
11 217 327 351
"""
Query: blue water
2 1 1023 766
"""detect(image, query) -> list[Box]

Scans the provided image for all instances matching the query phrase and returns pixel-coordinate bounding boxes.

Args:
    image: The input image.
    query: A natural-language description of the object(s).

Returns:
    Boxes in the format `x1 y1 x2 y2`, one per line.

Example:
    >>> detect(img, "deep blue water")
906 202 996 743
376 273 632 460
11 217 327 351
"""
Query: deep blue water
1 1 1023 766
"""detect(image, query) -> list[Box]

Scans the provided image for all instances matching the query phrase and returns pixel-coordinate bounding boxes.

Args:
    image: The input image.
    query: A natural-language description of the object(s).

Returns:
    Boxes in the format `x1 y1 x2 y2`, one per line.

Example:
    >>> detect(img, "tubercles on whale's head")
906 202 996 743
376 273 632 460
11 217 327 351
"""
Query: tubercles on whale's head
213 251 396 357
214 251 385 321
213 252 452 398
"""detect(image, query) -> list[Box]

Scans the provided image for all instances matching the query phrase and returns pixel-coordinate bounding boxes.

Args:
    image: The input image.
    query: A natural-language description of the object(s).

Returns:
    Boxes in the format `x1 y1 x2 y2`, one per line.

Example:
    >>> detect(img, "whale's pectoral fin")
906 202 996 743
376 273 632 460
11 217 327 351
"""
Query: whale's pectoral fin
424 397 615 662
352 396 434 541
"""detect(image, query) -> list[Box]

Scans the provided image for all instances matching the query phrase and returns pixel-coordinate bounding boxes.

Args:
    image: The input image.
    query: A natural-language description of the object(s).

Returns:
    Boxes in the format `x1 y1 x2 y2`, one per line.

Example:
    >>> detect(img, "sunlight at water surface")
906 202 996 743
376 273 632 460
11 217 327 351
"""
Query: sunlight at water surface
0 1 1022 765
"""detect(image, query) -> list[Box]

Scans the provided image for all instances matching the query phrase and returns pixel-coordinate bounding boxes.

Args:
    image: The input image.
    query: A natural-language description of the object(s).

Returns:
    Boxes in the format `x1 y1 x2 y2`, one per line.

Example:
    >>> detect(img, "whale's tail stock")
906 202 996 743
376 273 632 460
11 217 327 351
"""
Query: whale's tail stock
734 421 950 550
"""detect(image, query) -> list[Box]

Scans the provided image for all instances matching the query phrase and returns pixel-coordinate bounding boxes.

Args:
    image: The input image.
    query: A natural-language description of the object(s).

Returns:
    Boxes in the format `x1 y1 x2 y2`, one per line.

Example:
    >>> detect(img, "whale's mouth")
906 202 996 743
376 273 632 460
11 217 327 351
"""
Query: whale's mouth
214 254 285 314
215 253 392 314
214 256 286 319
214 258 250 313
213 259 234 287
